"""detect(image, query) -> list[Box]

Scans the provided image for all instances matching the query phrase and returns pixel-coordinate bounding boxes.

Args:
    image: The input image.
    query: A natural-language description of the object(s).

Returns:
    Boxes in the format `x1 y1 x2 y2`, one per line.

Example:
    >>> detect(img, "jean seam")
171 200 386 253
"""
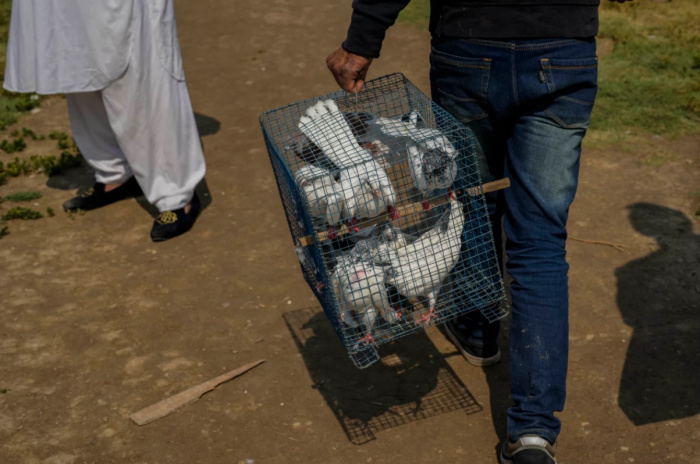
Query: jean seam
455 38 581 50
543 65 598 70
511 48 520 108
559 95 594 106
514 40 579 50
431 50 492 68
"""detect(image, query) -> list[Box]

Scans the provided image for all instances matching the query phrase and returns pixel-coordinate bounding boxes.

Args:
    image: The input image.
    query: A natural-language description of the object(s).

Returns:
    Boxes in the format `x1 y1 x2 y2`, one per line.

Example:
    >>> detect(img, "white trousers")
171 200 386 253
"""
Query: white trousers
66 1 205 212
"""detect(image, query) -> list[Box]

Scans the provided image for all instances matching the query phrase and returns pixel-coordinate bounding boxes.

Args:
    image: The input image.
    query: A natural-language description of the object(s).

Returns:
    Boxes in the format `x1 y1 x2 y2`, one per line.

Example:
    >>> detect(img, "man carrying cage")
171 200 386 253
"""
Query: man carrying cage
327 0 631 463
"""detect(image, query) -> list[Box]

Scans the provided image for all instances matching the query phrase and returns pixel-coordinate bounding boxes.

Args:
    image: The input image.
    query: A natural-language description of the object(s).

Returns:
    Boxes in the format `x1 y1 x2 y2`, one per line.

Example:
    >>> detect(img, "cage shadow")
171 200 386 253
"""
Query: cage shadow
283 307 483 445
616 203 700 425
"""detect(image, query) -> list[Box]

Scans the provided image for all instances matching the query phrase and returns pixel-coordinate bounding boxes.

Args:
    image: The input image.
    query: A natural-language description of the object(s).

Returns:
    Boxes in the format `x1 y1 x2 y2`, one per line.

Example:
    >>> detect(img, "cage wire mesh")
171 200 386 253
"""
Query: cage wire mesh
260 73 506 368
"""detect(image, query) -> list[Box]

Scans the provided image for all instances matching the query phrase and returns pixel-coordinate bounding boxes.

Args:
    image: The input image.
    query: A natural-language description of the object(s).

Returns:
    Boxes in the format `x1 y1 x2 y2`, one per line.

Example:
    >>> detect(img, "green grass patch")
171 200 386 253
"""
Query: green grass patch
398 0 430 28
397 1 700 143
0 225 7 238
0 136 26 153
1 206 42 220
2 190 42 202
592 1 700 143
11 127 45 140
0 152 82 178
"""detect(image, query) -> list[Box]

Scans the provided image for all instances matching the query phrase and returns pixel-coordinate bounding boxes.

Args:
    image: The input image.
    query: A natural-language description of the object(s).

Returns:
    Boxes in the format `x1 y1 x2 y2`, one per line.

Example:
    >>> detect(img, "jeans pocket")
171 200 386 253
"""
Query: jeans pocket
430 48 491 124
539 57 598 128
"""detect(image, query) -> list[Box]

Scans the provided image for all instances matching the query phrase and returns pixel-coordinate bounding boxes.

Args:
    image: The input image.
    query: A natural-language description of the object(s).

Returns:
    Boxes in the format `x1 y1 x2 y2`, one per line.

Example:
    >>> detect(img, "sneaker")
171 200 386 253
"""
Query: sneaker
443 316 501 366
63 177 142 212
150 193 201 242
500 435 557 464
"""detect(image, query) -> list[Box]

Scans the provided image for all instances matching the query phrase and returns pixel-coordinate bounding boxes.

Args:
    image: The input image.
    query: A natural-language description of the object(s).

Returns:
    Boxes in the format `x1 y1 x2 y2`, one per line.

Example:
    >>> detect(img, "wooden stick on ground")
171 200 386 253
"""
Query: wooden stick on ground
569 236 626 252
129 359 266 426
299 178 511 247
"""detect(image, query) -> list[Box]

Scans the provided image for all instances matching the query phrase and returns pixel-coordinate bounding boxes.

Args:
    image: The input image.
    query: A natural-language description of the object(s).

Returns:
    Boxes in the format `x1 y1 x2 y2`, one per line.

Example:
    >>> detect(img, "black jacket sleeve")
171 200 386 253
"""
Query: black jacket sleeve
342 0 411 59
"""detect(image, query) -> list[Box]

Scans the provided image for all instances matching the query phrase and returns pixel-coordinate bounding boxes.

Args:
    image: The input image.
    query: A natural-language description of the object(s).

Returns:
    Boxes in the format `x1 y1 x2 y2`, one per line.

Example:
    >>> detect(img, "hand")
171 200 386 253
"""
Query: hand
326 47 373 93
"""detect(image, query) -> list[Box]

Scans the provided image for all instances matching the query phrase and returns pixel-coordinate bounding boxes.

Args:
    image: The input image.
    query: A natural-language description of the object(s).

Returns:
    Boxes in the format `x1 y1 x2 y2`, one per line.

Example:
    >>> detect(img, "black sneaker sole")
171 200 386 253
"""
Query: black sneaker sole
444 322 501 367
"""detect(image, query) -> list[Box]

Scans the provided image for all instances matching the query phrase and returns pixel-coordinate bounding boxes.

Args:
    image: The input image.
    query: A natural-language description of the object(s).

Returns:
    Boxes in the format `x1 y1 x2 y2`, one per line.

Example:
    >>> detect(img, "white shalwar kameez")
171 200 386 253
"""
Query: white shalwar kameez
4 0 205 212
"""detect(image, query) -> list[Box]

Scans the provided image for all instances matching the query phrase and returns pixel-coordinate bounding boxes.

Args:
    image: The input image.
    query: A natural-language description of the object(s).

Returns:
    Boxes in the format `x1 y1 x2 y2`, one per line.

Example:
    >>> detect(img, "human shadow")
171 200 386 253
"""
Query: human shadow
616 203 700 425
194 112 221 137
284 307 483 444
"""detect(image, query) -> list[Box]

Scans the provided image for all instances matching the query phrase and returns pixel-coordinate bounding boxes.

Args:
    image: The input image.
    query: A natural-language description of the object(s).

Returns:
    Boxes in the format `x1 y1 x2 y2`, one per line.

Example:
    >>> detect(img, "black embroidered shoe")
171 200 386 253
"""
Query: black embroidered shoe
150 194 201 242
63 177 142 212
500 435 557 464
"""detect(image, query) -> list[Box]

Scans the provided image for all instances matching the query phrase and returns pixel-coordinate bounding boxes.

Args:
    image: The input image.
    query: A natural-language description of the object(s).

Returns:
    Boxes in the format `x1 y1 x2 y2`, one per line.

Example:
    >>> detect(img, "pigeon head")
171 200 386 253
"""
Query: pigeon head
422 148 458 188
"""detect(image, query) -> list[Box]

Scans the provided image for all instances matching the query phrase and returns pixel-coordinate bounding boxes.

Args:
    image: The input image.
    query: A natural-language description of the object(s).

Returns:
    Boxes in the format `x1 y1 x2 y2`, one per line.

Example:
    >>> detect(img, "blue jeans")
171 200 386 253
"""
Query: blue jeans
430 37 598 443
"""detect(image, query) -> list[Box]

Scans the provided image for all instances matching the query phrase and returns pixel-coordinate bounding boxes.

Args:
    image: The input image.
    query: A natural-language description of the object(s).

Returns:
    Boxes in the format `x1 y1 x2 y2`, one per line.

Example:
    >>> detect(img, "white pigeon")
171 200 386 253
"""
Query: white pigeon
338 159 399 232
298 99 373 169
364 222 409 266
298 99 399 230
331 245 392 345
384 198 465 326
294 164 345 240
362 111 459 211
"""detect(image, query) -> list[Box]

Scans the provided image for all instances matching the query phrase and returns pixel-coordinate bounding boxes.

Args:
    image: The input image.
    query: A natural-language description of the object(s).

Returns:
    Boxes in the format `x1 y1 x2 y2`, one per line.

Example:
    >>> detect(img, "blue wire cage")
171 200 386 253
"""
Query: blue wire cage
260 73 506 368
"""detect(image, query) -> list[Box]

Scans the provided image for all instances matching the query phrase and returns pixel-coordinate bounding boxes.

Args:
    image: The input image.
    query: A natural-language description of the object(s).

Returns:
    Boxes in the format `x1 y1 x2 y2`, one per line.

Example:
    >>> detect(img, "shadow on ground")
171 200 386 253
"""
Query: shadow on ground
284 307 484 445
616 203 700 425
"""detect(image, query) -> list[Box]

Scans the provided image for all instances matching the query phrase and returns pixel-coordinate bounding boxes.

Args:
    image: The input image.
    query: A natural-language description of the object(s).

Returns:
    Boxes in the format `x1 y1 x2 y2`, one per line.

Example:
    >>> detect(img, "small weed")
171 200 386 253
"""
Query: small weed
21 127 44 140
0 137 27 153
46 207 55 217
0 226 8 238
2 206 43 220
2 191 42 202
0 388 8 394
0 152 82 178
48 130 68 141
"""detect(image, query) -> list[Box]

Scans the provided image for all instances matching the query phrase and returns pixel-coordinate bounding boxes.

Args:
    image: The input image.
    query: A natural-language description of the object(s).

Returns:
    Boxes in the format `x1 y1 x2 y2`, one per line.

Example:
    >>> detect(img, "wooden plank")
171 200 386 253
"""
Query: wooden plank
129 360 266 426
298 178 510 247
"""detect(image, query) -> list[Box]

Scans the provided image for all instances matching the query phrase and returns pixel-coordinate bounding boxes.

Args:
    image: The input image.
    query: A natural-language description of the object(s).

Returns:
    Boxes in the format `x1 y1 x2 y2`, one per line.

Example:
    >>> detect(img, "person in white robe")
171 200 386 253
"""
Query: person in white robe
4 0 206 241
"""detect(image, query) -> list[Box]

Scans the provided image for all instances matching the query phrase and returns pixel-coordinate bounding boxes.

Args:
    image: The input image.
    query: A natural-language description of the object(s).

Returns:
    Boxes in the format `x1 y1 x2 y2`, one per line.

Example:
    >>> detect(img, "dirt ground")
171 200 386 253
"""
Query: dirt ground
1 1 699 463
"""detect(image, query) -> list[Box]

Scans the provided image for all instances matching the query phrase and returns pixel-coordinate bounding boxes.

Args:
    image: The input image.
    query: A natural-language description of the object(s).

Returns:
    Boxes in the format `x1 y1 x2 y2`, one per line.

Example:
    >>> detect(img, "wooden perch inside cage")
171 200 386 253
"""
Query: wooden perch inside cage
298 178 510 247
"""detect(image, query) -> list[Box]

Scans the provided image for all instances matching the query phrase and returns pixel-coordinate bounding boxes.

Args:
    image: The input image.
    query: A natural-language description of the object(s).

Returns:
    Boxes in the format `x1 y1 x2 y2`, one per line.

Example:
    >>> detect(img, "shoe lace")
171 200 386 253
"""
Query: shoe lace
80 187 94 198
156 211 178 225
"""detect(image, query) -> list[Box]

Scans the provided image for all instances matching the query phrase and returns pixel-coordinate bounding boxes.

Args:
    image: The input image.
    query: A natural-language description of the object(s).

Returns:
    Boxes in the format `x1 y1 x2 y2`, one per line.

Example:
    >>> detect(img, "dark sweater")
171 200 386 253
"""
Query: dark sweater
343 0 601 58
